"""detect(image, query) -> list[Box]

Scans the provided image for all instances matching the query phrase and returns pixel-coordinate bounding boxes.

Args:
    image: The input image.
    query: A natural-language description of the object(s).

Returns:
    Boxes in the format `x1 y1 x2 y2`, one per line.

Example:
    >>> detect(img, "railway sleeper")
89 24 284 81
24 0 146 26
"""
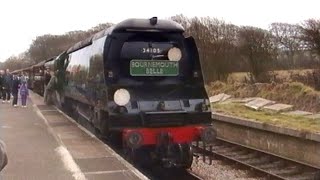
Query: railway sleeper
213 146 239 154
286 170 320 180
235 152 260 161
268 167 304 178
255 160 288 170
222 149 249 158
242 156 271 166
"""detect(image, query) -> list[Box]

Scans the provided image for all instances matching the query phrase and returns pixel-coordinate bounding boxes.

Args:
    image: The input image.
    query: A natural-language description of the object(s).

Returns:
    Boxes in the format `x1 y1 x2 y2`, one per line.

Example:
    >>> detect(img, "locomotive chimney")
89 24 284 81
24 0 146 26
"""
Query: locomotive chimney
149 17 157 25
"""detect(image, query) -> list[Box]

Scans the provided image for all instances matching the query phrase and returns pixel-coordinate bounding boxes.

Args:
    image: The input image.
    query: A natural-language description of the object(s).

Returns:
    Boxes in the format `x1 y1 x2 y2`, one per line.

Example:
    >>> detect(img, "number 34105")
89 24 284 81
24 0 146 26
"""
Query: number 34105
142 48 161 53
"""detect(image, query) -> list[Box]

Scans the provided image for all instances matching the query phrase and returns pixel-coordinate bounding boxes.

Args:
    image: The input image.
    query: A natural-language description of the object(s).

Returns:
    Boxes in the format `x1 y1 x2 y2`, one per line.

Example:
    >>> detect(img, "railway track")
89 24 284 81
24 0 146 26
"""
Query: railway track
193 138 320 180
74 113 203 180
101 136 204 180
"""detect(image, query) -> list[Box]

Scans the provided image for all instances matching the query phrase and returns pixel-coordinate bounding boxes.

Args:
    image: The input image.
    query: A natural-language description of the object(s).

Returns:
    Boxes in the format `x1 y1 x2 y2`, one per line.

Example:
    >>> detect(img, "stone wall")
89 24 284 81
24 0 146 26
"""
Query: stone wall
212 113 320 168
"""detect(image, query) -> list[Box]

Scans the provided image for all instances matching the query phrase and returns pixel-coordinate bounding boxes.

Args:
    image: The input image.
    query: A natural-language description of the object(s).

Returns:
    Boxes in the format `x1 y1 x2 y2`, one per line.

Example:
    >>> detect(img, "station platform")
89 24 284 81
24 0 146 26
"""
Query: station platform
0 92 149 180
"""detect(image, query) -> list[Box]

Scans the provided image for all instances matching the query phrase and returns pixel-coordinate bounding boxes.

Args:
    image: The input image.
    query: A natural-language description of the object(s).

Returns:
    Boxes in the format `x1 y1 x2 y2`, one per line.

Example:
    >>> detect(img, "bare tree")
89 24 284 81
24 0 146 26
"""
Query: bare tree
87 23 114 34
170 14 191 30
270 22 302 68
300 19 320 56
238 26 277 82
185 17 239 82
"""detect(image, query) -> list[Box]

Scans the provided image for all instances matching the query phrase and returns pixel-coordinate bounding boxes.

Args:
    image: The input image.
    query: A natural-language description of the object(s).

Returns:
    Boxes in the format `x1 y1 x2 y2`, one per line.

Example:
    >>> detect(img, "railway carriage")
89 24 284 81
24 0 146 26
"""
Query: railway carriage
16 17 217 168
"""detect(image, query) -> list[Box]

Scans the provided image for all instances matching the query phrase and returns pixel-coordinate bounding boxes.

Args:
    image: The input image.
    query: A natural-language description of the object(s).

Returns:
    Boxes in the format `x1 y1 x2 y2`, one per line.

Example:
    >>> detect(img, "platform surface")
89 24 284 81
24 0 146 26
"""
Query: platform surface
0 92 148 180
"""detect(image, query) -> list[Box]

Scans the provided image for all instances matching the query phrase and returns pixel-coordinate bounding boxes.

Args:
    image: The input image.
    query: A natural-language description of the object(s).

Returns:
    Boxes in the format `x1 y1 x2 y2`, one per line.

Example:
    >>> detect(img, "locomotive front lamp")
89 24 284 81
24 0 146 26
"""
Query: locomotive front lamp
114 88 130 106
168 47 182 61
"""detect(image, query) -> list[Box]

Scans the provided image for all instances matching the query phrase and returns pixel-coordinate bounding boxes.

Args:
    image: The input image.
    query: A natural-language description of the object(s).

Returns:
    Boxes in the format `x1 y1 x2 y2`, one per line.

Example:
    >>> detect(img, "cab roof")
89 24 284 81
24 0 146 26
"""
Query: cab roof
112 17 185 33
67 17 185 54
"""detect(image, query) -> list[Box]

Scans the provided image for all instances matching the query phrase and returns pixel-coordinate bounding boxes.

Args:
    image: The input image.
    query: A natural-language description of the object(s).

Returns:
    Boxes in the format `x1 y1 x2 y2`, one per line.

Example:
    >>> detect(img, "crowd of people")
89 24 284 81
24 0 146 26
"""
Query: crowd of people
0 69 29 107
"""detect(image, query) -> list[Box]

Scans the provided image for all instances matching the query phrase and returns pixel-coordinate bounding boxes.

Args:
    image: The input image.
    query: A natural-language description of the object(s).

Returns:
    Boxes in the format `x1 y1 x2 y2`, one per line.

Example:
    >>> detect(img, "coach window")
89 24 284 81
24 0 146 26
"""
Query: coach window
68 46 90 87
88 36 106 84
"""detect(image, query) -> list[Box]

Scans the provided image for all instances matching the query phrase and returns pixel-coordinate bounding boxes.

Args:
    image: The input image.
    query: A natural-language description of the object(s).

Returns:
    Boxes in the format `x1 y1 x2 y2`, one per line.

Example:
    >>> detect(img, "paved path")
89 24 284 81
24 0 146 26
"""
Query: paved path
0 92 148 180
0 98 73 180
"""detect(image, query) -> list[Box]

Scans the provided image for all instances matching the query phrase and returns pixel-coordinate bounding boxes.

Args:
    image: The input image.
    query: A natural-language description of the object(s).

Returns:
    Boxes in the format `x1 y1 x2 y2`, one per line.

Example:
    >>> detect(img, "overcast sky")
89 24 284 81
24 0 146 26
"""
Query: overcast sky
0 0 319 62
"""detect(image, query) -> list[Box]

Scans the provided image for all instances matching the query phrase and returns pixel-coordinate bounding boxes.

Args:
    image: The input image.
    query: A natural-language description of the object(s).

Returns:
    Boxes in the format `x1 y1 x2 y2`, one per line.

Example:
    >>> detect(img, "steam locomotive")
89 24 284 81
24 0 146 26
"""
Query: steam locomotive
12 17 216 168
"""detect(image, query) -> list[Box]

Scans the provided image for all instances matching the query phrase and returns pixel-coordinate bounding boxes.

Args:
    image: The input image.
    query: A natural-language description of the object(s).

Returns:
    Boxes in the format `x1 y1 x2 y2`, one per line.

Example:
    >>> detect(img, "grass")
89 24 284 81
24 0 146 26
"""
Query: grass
206 69 320 133
206 81 320 113
212 102 320 133
228 69 314 83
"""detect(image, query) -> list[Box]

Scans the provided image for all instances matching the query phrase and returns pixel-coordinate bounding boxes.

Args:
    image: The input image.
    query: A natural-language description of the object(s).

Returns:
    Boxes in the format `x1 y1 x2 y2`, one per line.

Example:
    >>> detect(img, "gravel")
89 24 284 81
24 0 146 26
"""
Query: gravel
190 157 264 180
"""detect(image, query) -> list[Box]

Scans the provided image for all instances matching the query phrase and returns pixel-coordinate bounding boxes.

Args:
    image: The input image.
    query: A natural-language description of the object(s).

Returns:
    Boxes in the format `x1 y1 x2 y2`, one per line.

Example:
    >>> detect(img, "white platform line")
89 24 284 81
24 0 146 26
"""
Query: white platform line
33 103 86 180
39 109 58 112
84 170 127 175
53 107 150 180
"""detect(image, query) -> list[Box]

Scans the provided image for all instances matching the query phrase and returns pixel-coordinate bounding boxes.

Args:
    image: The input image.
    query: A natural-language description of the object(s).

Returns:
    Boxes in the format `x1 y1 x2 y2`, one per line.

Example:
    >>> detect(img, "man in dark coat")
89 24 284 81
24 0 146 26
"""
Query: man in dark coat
11 75 20 107
2 69 13 103
0 70 4 102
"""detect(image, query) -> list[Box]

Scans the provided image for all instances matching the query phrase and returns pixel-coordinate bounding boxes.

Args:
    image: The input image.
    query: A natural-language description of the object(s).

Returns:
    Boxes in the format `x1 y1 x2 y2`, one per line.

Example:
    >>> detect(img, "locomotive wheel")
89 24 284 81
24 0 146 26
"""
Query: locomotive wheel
72 103 80 121
123 147 152 168
94 127 103 139
62 98 73 117
123 147 137 164
95 109 113 140
180 144 193 169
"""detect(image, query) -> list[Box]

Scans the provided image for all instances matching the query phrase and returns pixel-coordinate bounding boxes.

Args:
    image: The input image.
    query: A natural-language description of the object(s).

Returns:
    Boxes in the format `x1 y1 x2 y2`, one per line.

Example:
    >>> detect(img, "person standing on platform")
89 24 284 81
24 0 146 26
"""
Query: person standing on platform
11 75 20 107
20 81 29 107
44 70 56 105
20 72 27 84
2 69 13 103
0 70 4 102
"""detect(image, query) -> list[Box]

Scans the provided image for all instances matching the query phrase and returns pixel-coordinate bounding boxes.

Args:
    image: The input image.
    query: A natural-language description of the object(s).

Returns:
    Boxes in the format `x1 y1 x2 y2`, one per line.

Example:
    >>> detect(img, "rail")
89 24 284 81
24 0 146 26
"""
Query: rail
193 139 320 180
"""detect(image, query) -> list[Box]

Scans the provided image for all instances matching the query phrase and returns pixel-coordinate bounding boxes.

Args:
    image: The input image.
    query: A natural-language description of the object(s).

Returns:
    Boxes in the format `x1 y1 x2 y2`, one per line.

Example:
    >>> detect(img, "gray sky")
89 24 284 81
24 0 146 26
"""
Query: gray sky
0 0 319 62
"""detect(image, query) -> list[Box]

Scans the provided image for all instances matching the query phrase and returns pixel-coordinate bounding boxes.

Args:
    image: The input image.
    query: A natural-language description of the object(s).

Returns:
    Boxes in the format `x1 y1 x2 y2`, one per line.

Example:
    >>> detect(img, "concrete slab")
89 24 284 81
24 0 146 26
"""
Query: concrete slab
282 110 313 116
62 139 112 159
209 93 231 103
230 97 257 103
221 94 231 102
75 157 127 173
262 103 293 113
209 93 224 103
85 171 141 180
244 97 275 110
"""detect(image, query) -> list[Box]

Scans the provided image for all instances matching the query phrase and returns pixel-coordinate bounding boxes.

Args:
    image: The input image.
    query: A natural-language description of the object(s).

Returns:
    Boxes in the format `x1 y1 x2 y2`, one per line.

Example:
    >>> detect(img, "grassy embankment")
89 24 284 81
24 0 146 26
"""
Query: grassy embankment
212 102 320 133
206 70 320 133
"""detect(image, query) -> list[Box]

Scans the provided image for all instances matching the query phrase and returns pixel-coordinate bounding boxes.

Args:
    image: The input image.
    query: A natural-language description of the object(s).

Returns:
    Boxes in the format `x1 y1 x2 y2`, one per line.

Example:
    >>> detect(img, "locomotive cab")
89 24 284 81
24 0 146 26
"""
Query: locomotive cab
104 18 212 127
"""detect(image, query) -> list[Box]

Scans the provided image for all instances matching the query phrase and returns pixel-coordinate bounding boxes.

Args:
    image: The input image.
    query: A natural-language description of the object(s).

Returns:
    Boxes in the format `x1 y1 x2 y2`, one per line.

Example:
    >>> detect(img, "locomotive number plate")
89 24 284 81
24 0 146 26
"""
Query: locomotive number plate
130 60 179 76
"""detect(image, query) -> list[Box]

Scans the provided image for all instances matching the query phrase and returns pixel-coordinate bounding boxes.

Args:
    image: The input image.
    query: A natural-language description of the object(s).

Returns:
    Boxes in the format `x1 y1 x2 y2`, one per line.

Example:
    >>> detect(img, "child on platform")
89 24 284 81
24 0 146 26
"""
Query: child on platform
19 82 29 107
